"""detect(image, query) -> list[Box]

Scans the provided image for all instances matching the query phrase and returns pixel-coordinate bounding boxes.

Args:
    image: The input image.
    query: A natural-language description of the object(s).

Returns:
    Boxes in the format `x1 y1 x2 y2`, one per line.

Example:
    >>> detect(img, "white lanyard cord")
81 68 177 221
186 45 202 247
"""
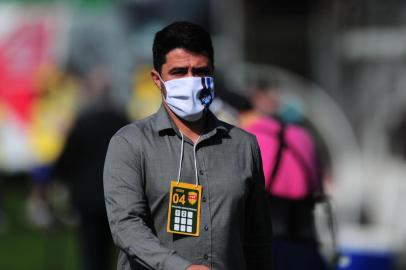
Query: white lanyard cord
177 131 200 187
193 136 201 187
176 132 185 184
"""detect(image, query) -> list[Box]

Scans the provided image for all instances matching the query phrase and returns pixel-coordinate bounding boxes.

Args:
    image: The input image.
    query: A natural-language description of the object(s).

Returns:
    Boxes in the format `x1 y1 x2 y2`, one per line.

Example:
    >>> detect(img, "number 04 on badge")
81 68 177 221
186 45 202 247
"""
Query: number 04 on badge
167 181 202 236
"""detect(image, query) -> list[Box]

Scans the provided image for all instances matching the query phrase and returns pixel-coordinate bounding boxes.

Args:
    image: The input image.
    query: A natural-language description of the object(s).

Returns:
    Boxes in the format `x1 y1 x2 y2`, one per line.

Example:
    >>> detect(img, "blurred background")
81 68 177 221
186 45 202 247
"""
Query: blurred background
1 0 406 269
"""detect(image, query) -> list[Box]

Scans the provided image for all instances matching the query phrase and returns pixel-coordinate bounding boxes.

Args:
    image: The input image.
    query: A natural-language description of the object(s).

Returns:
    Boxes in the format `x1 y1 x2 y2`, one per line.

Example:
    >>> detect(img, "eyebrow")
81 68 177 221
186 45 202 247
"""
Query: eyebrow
168 65 213 76
192 66 212 75
168 67 188 75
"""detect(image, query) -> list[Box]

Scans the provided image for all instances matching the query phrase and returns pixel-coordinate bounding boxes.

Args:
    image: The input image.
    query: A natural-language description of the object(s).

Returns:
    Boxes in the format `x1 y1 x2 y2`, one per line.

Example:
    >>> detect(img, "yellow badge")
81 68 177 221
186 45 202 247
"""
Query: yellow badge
167 181 202 237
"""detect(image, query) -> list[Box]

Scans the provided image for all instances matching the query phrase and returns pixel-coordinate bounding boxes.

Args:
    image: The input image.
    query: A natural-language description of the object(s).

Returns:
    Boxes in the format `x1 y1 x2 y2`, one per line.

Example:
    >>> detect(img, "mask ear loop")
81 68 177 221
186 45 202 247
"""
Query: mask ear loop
176 132 185 185
156 71 164 83
156 72 167 98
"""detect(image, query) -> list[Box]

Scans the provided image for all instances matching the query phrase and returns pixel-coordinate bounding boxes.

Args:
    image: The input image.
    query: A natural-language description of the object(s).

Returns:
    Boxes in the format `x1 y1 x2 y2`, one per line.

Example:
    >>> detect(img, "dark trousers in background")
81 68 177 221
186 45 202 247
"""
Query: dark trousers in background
270 196 328 270
79 212 113 270
272 239 328 270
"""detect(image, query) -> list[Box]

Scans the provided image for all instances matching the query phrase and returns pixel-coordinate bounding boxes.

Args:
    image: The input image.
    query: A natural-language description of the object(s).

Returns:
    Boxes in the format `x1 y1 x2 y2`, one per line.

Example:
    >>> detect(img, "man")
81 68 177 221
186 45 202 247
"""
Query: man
241 77 328 270
54 66 129 270
104 21 272 270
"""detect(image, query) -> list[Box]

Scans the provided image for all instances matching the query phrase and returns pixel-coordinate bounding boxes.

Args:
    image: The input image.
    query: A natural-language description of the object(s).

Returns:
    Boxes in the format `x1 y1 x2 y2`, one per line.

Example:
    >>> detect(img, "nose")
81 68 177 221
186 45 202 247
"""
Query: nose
186 69 194 77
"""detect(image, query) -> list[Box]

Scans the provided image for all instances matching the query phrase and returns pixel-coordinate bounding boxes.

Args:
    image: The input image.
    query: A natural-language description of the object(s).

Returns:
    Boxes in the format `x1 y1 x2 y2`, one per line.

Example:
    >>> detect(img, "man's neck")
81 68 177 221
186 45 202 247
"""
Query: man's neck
163 103 205 144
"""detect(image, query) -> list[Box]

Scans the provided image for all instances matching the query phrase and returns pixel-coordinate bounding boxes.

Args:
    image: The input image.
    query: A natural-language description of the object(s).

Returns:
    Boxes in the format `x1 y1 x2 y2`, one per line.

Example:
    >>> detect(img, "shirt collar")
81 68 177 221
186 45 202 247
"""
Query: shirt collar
153 105 175 133
204 109 229 136
153 104 229 137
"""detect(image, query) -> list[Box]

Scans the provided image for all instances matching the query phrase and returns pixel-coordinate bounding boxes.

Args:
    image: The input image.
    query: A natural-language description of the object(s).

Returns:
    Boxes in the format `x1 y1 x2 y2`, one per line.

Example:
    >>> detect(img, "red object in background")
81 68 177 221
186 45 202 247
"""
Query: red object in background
0 22 51 123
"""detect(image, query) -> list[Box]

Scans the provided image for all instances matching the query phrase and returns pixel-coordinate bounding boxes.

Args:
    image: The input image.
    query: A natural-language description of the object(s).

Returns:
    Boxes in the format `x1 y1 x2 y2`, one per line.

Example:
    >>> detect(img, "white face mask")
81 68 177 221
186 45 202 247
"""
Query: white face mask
160 76 214 122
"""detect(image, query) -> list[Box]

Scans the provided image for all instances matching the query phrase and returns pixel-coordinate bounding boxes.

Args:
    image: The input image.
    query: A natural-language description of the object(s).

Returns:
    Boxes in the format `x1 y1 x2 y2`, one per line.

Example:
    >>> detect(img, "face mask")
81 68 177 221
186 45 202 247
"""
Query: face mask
160 76 214 122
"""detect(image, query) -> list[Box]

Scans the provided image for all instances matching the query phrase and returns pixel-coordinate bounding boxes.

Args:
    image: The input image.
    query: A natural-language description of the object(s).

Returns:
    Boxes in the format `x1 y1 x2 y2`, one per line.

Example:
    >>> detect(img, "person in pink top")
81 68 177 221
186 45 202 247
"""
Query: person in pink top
241 77 328 270
245 117 320 199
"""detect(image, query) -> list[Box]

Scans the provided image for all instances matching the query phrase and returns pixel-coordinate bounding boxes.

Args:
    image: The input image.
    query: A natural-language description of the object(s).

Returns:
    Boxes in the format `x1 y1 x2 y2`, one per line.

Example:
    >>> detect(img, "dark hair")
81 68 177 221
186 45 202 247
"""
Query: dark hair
152 21 214 74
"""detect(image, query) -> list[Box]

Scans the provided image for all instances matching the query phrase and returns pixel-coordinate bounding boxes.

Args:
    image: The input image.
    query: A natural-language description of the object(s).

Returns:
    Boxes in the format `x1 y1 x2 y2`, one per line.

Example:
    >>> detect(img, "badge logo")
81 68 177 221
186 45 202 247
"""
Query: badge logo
188 192 198 205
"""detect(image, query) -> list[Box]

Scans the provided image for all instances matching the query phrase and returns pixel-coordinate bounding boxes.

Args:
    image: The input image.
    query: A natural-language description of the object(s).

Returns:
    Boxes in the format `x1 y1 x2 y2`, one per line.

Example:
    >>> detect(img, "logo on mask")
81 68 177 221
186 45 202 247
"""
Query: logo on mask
199 77 213 107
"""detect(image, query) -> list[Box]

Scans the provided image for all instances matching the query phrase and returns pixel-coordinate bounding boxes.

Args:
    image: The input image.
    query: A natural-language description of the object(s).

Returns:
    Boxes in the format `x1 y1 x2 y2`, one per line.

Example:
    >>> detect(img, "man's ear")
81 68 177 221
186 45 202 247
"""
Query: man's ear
151 70 162 89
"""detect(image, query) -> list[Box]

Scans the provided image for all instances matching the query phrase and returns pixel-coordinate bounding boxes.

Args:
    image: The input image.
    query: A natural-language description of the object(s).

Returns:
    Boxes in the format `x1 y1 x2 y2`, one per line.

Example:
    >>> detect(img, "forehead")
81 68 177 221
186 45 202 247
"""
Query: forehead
163 48 210 69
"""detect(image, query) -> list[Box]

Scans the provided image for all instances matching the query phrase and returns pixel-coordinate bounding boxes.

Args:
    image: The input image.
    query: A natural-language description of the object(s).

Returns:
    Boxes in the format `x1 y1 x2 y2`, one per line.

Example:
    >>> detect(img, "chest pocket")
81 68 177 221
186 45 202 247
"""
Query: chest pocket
143 140 197 205
202 146 251 204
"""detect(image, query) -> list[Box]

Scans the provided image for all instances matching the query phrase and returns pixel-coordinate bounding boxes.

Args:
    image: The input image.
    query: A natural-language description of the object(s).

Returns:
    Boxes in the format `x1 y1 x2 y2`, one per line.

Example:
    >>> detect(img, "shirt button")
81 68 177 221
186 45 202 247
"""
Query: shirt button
199 170 204 175
203 254 209 260
202 196 207 203
204 225 209 231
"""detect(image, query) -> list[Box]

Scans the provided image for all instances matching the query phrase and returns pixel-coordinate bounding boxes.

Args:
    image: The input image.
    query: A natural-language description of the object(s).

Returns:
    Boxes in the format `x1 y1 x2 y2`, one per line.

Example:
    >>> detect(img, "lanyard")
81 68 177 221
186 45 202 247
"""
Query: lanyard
177 132 201 187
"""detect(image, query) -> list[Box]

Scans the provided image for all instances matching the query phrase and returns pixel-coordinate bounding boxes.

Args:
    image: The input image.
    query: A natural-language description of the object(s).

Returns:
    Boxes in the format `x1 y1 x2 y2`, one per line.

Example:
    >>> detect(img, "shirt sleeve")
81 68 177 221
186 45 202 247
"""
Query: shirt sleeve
244 137 273 269
103 134 192 270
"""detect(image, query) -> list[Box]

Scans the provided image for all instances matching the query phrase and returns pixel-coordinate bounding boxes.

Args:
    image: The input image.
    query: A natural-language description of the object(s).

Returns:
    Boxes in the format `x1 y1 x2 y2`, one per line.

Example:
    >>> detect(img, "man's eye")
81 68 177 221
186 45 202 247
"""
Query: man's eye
170 69 188 75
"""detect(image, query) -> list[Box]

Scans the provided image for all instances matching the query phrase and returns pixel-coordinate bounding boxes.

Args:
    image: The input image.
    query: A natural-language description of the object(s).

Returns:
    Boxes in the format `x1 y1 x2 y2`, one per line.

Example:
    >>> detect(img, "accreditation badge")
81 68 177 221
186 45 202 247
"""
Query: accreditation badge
167 181 202 237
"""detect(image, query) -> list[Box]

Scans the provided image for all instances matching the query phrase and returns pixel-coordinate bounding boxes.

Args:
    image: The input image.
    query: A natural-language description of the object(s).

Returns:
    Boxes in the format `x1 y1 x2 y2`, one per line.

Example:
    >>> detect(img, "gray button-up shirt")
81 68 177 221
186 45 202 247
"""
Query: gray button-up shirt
104 106 272 270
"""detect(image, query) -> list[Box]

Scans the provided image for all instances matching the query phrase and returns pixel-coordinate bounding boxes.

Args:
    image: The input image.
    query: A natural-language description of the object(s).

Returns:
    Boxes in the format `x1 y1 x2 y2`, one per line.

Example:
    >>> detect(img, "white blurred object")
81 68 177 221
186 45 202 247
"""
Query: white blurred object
0 116 36 172
339 224 402 253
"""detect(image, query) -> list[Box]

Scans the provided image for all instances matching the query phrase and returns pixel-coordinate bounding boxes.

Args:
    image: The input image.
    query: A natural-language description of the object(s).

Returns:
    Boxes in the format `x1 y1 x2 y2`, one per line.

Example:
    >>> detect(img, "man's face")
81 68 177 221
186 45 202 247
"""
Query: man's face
151 48 213 96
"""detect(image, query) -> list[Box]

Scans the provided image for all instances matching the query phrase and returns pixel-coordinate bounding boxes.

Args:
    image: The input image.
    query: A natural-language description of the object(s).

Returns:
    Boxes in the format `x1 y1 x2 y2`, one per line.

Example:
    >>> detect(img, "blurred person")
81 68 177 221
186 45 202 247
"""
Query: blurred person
53 66 129 270
25 66 80 230
241 78 328 270
277 96 332 182
390 109 406 159
103 21 273 270
27 166 55 229
0 172 8 234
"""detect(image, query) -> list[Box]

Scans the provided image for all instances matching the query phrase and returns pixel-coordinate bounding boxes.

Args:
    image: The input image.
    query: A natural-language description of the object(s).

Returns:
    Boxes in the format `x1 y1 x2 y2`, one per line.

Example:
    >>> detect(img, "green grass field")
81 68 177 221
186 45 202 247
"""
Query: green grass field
0 180 80 270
